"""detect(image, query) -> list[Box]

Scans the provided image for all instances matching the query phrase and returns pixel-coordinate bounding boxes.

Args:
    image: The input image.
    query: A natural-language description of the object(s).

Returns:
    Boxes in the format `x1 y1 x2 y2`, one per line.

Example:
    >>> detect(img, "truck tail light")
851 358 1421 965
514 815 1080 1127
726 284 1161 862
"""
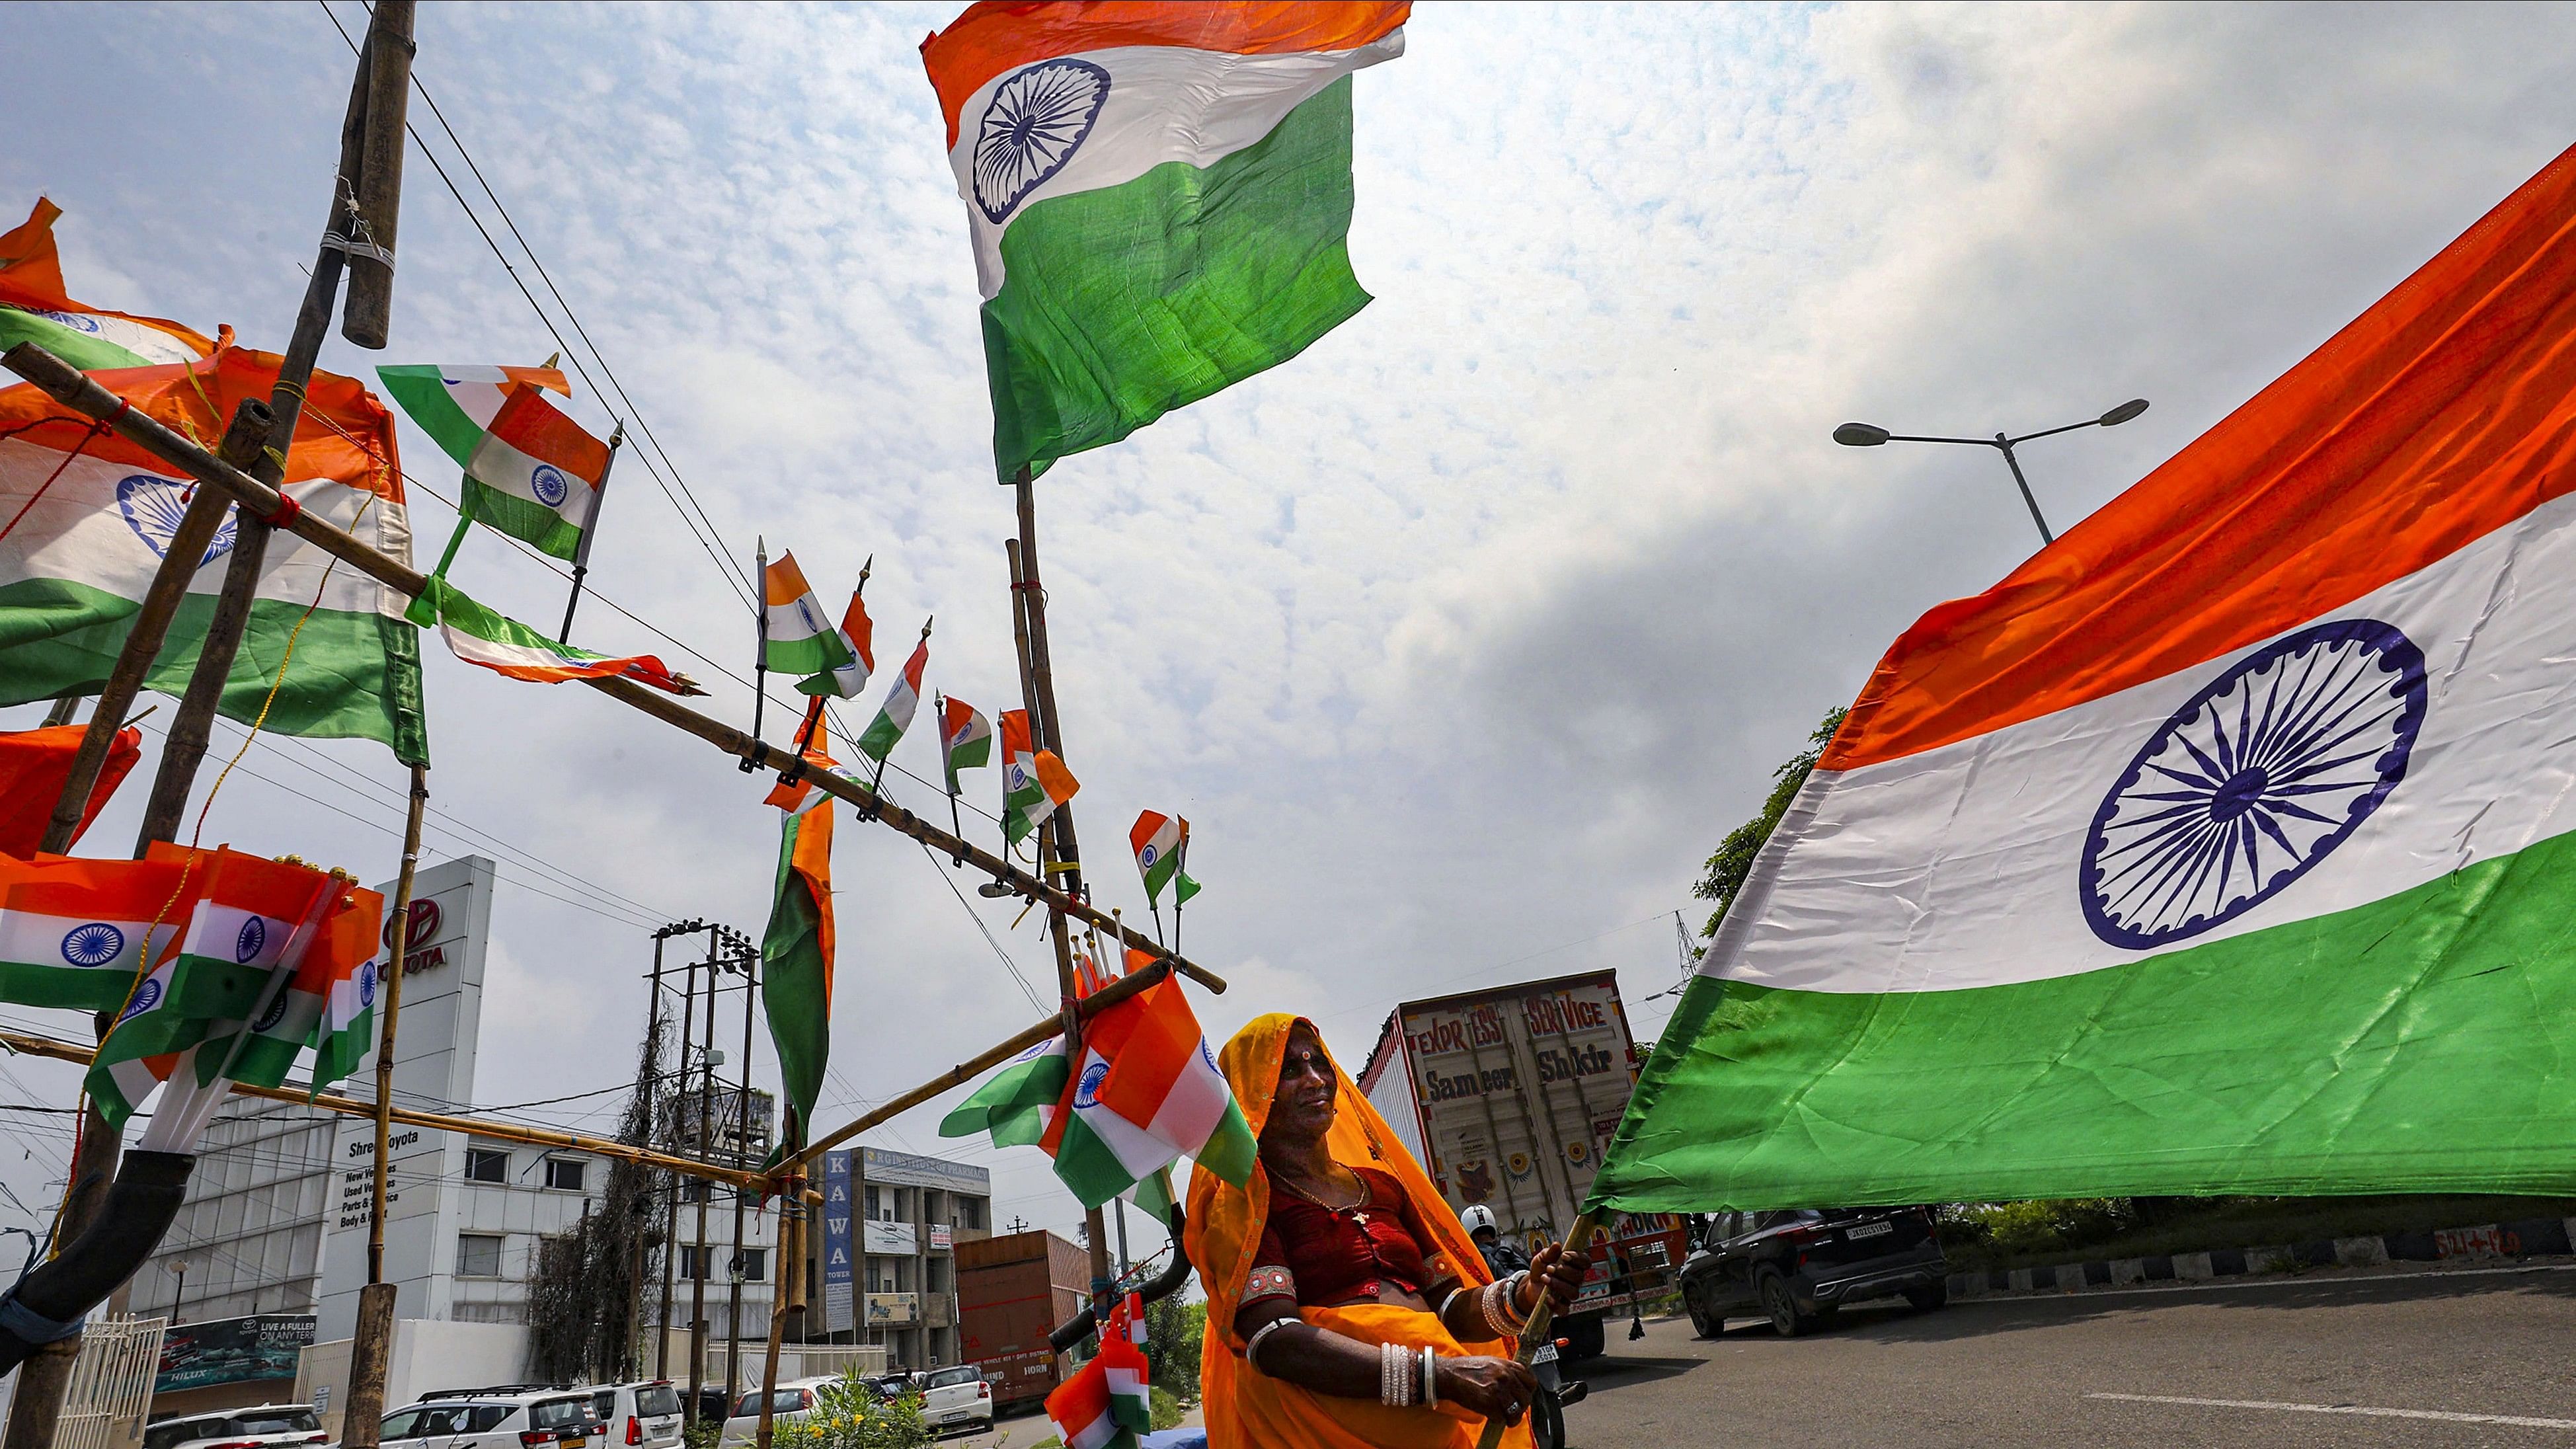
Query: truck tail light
627 1415 643 1445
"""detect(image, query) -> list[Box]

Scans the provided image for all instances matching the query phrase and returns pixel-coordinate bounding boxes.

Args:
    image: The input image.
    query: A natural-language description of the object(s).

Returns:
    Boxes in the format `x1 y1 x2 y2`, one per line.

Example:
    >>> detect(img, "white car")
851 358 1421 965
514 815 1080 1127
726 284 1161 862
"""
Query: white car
586 1381 685 1449
143 1405 327 1449
914 1366 995 1438
718 1376 839 1446
375 1387 602 1448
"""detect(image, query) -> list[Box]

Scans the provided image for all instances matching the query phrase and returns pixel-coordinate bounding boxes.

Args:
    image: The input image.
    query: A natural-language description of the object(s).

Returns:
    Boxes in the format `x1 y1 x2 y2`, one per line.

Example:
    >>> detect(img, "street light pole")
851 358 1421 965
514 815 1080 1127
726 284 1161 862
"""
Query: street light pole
1834 399 2150 546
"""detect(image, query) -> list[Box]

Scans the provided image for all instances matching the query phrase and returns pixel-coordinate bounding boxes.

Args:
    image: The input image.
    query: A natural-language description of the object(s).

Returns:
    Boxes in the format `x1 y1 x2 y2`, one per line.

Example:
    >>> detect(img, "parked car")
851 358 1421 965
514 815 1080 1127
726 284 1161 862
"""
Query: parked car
588 1380 685 1449
914 1364 995 1437
717 1376 839 1446
1678 1206 1949 1339
375 1387 604 1448
144 1405 327 1449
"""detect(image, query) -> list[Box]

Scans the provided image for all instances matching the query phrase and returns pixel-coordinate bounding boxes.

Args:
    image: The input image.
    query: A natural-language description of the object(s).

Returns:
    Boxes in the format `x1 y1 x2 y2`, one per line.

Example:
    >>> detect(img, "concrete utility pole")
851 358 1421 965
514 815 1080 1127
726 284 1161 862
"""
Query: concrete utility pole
656 923 703 1384
723 935 757 1411
687 931 719 1422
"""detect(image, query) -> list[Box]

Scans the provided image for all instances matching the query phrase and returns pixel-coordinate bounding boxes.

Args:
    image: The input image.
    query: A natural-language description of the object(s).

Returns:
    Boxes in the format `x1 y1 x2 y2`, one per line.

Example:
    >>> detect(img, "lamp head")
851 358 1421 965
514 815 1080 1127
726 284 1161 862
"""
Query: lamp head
976 881 1017 899
2099 398 2150 427
1832 422 1891 447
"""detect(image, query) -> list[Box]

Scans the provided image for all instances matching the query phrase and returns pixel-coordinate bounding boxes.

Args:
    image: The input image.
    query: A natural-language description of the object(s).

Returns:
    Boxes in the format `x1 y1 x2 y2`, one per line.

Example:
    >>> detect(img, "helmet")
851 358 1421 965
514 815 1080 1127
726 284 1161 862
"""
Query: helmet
1460 1204 1498 1237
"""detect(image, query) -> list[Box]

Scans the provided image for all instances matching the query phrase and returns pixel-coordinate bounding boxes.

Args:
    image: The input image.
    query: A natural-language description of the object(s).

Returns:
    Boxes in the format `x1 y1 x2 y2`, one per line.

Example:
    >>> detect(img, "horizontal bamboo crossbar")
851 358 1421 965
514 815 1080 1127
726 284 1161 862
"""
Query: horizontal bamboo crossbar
0 343 1226 994
0 1028 769 1190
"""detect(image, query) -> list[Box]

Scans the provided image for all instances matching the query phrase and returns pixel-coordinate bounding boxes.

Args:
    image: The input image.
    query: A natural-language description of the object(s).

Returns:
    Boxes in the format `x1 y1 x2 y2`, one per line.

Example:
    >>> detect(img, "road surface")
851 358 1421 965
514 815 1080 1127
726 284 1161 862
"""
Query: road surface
1567 1262 2576 1447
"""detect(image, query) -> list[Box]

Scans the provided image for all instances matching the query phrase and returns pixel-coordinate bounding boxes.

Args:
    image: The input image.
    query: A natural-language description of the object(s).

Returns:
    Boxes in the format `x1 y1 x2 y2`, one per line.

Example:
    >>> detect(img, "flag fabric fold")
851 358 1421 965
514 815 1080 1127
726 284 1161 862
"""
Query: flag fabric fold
379 366 602 561
1592 143 2576 1213
763 553 856 680
761 791 837 1131
416 578 702 695
0 722 141 857
937 695 992 796
920 3 1409 481
0 851 192 1011
0 197 215 370
855 631 929 762
796 587 877 701
999 709 1077 846
0 342 427 764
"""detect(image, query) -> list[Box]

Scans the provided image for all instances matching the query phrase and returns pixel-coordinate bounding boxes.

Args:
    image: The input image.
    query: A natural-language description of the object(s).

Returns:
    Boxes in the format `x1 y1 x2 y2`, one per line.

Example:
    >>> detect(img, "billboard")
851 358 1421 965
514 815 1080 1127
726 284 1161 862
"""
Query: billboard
155 1313 317 1393
822 1148 855 1335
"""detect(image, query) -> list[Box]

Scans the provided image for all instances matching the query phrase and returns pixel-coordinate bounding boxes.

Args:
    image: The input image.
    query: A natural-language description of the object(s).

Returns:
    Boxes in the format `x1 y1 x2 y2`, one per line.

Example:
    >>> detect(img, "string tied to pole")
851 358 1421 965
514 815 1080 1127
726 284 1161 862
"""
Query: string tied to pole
0 404 121 543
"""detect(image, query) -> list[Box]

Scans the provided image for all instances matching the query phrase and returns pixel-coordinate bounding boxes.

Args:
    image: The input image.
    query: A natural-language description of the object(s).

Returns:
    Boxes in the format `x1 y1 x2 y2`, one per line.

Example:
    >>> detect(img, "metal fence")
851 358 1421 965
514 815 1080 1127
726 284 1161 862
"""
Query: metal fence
56 1315 169 1449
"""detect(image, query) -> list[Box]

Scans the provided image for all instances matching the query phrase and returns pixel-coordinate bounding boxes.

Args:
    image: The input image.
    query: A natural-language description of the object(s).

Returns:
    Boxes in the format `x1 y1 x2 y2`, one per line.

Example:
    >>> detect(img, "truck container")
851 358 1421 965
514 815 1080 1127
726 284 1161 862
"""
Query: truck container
1357 968 1688 1362
958 1229 1089 1413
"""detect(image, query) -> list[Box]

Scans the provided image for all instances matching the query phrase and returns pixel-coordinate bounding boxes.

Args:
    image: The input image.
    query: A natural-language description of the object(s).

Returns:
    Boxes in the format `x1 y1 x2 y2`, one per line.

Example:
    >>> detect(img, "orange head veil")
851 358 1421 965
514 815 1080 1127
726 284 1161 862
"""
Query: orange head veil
1187 1013 1497 1355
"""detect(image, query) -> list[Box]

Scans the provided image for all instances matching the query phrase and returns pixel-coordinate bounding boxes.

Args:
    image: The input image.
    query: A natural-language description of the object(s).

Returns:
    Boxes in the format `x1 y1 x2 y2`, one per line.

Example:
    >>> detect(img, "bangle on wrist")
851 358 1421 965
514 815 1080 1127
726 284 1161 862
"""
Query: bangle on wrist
1421 1346 1437 1407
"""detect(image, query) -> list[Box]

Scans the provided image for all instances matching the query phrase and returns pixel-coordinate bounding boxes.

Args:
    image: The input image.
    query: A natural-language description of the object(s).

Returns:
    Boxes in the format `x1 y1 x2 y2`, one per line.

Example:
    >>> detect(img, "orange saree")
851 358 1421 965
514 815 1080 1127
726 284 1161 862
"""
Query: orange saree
1187 1013 1534 1449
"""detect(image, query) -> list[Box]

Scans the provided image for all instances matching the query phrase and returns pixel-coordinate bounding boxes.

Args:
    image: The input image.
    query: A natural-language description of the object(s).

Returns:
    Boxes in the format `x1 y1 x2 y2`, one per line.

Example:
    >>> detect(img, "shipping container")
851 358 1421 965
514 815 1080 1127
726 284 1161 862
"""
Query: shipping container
958 1230 1089 1413
1356 968 1688 1362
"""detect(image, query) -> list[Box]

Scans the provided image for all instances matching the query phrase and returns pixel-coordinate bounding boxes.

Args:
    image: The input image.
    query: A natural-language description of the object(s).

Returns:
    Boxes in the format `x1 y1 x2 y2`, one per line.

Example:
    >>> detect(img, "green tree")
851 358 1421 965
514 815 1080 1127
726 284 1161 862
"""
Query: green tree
1692 706 1848 940
1143 1296 1204 1401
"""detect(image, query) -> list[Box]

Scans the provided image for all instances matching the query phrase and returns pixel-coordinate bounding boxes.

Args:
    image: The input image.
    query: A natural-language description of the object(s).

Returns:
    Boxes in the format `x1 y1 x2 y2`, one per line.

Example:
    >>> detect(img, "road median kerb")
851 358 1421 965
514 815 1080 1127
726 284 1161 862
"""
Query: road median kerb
1945 1216 2576 1301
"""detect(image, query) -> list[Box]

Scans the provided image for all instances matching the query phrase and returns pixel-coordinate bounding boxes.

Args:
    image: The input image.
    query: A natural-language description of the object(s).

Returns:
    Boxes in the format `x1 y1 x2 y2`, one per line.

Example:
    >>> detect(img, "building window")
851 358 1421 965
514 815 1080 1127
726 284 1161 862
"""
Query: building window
739 1249 766 1282
681 1179 713 1204
543 1157 586 1191
457 1234 503 1278
464 1148 508 1183
956 1198 984 1230
679 1247 701 1280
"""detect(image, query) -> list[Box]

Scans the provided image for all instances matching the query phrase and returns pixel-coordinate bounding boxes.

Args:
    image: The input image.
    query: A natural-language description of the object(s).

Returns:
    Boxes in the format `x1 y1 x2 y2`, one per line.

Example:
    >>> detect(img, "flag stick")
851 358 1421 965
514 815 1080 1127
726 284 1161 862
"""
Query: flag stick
935 691 966 865
1170 834 1189 961
559 421 623 642
1148 903 1165 947
744 537 767 773
1473 1208 1602 1449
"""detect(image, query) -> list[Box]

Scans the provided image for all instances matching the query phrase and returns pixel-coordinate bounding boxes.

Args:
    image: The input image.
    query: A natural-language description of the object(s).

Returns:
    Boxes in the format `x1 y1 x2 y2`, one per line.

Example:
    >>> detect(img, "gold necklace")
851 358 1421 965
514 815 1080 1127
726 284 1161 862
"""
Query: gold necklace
1274 1167 1368 1216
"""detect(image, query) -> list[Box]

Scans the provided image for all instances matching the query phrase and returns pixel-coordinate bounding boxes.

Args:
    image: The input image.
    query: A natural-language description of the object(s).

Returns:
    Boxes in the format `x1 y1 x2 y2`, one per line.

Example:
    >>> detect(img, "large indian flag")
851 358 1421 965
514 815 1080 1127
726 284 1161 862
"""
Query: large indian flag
1592 145 2576 1212
921 2 1408 481
0 198 215 370
0 343 428 765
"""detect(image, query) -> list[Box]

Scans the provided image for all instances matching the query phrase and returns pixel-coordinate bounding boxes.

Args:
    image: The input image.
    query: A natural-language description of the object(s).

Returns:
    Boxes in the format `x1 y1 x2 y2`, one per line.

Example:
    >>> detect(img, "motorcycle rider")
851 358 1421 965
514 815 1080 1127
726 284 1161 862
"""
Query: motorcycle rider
1461 1204 1579 1446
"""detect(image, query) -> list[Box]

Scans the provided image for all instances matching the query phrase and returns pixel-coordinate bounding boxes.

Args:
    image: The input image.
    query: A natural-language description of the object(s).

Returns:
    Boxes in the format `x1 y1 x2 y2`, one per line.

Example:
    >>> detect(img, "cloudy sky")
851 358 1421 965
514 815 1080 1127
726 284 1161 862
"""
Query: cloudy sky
2 1 2572 1259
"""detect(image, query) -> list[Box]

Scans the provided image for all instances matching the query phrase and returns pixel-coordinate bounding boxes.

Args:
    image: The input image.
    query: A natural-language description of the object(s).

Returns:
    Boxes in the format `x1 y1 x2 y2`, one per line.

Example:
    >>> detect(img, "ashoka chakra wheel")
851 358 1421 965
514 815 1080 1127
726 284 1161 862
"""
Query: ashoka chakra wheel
972 59 1111 224
2079 618 2427 950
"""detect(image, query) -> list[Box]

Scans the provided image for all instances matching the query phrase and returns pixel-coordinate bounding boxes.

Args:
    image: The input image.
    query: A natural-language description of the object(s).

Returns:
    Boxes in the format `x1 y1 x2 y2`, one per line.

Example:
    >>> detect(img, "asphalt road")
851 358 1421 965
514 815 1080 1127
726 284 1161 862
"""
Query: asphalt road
1567 1263 2576 1448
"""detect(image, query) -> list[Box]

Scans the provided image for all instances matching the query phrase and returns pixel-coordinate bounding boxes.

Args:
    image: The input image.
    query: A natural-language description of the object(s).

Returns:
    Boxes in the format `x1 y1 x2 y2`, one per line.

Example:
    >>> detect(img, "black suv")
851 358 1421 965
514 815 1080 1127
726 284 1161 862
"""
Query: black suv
1678 1207 1949 1338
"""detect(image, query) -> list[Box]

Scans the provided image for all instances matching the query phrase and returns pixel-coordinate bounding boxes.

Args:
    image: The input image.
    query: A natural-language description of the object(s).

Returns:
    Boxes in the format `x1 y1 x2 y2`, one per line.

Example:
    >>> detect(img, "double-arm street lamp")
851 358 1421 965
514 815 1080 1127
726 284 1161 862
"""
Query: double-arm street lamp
1833 398 2150 545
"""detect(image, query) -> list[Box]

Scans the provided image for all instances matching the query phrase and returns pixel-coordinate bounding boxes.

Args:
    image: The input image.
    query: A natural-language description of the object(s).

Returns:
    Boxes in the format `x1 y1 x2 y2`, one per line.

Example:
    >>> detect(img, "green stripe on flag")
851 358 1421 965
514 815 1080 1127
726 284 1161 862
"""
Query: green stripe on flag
0 578 428 766
376 364 492 466
765 632 850 678
939 1042 1068 1148
980 79 1370 483
1591 827 2576 1212
0 305 157 372
461 476 582 561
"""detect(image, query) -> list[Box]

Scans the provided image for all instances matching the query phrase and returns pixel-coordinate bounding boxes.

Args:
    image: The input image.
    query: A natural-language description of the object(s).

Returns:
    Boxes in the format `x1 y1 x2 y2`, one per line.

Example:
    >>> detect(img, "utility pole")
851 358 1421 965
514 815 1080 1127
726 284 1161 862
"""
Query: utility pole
6 10 414 1449
723 932 757 1413
655 922 705 1386
687 931 719 1423
636 926 670 1381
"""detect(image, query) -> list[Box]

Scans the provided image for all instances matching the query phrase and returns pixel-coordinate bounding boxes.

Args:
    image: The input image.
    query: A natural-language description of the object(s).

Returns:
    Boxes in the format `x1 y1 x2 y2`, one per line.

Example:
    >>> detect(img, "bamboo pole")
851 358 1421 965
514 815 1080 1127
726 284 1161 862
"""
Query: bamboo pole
1 336 1226 996
1472 1210 1602 1449
0 1028 771 1191
340 762 427 1449
724 951 758 1411
753 1161 801 1449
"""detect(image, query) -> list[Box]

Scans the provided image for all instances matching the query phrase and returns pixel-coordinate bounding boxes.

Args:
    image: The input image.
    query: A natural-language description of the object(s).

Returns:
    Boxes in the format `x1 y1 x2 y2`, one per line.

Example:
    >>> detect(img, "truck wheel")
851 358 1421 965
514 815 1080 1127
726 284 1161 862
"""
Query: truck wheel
1532 1393 1566 1449
1684 1287 1721 1339
1756 1266 1813 1339
1559 1313 1608 1362
1904 1279 1950 1312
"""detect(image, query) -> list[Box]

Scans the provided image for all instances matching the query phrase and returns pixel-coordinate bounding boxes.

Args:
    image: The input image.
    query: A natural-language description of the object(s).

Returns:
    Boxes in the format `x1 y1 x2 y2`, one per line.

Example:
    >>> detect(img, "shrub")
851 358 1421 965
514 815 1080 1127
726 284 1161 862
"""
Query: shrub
765 1375 932 1449
1150 1386 1185 1431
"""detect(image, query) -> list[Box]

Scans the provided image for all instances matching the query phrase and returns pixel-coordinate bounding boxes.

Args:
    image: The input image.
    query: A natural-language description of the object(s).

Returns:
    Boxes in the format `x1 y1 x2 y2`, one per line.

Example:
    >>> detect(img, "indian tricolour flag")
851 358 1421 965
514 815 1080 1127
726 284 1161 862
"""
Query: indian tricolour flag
0 853 195 1012
0 343 427 764
921 3 1408 481
419 578 702 695
1128 810 1199 908
796 587 876 701
0 197 214 370
1591 144 2576 1212
937 695 992 795
1044 976 1255 1207
1043 1337 1151 1449
855 629 929 762
202 875 381 1093
763 552 855 679
999 709 1077 845
377 364 604 562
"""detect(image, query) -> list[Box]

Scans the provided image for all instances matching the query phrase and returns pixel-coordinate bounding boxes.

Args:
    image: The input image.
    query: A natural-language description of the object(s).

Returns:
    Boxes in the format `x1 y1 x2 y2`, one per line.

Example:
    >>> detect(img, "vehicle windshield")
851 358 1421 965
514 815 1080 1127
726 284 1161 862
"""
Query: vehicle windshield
923 1368 980 1390
529 1397 593 1430
732 1389 811 1416
233 1410 322 1433
382 1407 471 1440
634 1386 682 1417
143 1421 225 1449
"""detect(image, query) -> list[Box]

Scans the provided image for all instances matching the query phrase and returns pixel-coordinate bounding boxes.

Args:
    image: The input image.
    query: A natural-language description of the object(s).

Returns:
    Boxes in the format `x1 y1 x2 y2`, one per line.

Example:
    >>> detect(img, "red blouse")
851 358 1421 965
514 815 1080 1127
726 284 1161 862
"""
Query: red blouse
1244 1167 1458 1311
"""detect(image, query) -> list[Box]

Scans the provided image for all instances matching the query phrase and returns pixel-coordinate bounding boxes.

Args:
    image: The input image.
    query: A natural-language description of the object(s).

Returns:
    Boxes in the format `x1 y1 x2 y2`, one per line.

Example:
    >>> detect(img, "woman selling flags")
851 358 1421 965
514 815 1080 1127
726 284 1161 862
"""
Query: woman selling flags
1186 1016 1583 1449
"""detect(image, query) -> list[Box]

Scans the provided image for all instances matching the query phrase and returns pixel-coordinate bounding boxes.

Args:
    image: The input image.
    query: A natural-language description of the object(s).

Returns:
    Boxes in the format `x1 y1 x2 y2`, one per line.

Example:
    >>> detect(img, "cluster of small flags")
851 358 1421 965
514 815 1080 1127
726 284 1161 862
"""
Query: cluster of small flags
1045 1292 1155 1449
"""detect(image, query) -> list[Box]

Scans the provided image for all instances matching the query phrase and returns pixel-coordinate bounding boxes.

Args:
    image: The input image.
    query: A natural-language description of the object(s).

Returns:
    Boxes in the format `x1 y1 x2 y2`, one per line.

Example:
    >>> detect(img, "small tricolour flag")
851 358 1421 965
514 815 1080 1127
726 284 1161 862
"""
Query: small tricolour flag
763 552 857 679
1042 976 1257 1207
1128 811 1200 910
937 696 993 796
418 579 703 695
379 366 605 561
939 1035 1070 1150
855 628 930 763
1043 1335 1151 1449
0 852 195 1012
201 873 380 1093
796 586 877 701
999 709 1077 847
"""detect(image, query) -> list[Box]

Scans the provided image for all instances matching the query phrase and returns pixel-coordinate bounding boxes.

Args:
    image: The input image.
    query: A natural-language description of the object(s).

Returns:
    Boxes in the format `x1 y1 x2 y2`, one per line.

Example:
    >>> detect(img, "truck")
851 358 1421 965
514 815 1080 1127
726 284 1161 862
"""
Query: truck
956 1229 1089 1414
1357 968 1688 1363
